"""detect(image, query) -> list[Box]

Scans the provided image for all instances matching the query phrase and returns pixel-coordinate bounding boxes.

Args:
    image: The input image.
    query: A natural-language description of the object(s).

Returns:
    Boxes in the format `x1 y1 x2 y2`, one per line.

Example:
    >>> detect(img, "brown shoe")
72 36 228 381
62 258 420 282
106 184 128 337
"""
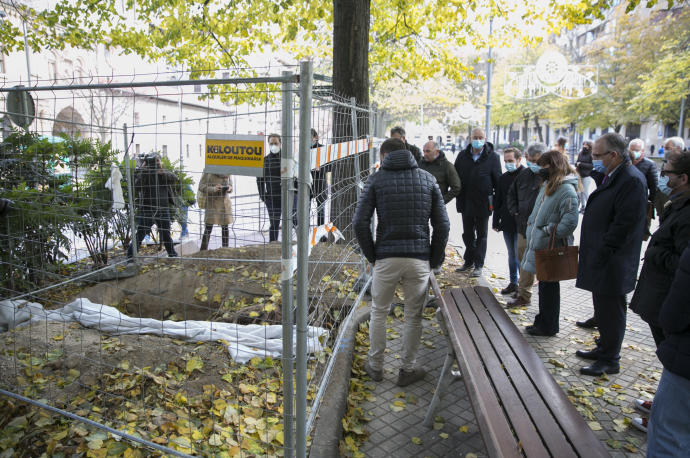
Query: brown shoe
507 296 530 307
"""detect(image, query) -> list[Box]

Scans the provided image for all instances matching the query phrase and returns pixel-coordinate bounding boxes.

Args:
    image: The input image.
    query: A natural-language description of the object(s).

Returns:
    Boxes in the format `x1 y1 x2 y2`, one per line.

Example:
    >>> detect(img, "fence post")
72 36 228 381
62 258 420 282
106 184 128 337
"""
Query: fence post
296 60 312 458
123 123 137 259
280 70 295 458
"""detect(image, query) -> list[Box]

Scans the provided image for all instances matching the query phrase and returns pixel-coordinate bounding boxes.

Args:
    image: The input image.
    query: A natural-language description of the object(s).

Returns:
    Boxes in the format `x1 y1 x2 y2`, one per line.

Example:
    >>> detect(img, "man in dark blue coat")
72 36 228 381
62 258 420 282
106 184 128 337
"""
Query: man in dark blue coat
354 138 450 387
575 132 647 376
454 127 502 278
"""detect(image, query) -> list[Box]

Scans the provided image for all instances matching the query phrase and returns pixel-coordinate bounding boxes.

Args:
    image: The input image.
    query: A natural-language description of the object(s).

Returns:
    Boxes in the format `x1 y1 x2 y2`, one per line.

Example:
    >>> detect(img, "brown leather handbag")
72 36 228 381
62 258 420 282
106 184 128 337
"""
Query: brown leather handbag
534 227 579 282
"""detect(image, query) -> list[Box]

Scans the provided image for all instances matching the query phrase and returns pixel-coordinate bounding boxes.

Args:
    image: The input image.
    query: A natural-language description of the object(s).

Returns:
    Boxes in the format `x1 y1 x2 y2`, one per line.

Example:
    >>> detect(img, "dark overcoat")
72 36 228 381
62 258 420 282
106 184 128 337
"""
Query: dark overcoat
453 142 501 217
576 161 647 295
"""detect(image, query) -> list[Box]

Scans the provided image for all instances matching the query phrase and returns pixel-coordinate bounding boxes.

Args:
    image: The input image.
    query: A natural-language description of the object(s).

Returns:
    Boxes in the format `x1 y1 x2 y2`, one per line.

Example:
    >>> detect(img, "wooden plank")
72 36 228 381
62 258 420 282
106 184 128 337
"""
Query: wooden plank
474 286 610 458
451 289 551 458
440 290 522 458
462 287 578 458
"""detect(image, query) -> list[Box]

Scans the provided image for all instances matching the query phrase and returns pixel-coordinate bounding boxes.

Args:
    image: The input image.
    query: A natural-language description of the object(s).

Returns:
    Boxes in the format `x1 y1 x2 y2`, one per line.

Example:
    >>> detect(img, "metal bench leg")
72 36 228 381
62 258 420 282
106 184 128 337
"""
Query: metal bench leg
423 350 455 427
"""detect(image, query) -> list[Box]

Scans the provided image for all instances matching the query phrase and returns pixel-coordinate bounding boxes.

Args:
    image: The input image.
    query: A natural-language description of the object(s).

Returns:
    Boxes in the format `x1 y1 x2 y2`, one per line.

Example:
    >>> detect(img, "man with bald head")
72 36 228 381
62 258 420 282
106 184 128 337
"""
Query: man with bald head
453 127 502 277
419 140 461 204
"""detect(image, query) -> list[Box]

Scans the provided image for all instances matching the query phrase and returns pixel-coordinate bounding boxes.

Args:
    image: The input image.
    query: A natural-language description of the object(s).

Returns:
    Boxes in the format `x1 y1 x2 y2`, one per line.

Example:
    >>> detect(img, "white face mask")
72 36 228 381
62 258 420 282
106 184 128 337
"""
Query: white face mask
269 144 280 154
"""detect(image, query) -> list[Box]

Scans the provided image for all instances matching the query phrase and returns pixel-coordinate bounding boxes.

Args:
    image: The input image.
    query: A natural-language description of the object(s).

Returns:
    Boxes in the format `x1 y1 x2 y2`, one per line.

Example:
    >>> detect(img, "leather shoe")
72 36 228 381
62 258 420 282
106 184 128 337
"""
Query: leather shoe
526 325 556 337
576 317 597 329
507 296 530 307
501 283 518 295
580 360 620 376
455 262 474 272
575 348 602 360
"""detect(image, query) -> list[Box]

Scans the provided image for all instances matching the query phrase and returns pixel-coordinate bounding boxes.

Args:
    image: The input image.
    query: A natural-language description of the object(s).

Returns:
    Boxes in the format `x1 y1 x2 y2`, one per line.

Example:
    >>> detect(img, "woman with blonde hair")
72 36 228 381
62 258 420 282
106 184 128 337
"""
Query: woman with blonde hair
198 173 233 250
521 150 580 336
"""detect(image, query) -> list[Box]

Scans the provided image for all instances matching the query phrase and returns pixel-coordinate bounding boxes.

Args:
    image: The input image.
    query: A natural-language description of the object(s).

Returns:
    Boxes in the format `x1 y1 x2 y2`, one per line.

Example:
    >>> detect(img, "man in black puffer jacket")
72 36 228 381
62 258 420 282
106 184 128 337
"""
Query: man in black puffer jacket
647 242 690 455
354 138 449 387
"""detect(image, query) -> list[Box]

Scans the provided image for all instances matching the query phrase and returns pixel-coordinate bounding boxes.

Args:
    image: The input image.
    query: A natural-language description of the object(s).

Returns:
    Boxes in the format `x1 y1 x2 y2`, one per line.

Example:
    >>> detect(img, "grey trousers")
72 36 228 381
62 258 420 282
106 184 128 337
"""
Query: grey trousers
517 233 535 301
368 257 431 372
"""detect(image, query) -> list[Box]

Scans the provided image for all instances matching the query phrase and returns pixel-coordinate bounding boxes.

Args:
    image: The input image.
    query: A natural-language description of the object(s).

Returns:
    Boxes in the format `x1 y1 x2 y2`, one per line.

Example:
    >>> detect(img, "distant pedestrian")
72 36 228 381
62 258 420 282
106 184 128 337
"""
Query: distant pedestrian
506 143 546 307
390 126 422 163
646 244 690 456
520 151 579 336
354 138 450 387
555 136 568 156
310 128 328 227
419 140 461 204
198 173 233 250
575 132 647 376
257 134 297 242
492 147 524 295
655 137 687 217
575 140 595 213
454 127 502 278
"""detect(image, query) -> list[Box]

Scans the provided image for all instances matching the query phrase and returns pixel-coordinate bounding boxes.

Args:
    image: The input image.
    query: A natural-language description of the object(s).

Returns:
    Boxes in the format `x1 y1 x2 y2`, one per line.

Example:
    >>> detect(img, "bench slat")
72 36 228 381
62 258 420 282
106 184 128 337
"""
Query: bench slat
451 288 552 458
461 287 578 458
441 290 522 458
474 286 610 458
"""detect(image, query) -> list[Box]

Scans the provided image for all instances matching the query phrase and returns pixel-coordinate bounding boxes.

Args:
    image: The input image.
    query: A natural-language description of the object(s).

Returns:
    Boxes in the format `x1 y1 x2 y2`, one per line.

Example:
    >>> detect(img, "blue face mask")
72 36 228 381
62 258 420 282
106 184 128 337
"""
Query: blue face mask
659 175 672 195
526 161 540 172
592 160 606 173
505 162 517 172
472 139 485 150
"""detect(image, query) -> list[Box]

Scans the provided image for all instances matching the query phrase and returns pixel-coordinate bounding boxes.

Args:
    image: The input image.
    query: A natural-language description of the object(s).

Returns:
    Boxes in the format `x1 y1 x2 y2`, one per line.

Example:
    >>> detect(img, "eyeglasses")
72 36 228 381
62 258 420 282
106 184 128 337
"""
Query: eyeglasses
591 151 612 159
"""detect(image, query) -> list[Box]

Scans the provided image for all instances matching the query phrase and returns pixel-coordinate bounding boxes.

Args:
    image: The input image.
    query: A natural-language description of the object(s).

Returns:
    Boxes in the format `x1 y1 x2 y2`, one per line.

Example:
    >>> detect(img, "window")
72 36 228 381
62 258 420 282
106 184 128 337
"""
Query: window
186 144 189 158
199 144 202 157
0 55 6 74
222 72 229 79
135 144 140 155
194 84 201 93
134 112 140 125
162 115 166 123
162 145 168 157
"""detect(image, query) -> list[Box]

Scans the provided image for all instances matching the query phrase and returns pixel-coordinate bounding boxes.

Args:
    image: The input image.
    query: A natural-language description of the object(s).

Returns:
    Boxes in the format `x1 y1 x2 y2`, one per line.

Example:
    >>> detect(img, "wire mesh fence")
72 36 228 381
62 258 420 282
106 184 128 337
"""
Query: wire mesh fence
0 62 376 457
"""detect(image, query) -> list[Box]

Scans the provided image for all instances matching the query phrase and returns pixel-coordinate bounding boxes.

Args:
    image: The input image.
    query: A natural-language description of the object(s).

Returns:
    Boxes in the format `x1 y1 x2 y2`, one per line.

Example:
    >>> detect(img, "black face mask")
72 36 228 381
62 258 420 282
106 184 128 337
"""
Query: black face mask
538 168 550 180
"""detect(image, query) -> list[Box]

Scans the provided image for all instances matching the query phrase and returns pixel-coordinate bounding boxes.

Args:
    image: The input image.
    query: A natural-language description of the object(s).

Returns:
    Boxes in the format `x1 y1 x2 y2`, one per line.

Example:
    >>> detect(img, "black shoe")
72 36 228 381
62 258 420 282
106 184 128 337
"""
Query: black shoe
501 283 518 295
526 325 556 337
456 262 474 272
580 360 620 376
576 317 597 329
575 348 602 360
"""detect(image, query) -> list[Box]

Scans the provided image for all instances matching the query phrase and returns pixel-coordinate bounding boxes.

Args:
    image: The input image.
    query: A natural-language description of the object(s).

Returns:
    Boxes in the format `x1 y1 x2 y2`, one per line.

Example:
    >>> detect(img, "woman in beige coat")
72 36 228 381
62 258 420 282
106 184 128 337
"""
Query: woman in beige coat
198 173 233 250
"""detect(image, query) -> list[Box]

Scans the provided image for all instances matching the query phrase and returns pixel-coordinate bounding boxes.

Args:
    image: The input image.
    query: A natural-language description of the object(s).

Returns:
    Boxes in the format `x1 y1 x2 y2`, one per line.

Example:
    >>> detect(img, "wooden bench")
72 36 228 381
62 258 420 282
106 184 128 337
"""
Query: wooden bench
424 279 609 457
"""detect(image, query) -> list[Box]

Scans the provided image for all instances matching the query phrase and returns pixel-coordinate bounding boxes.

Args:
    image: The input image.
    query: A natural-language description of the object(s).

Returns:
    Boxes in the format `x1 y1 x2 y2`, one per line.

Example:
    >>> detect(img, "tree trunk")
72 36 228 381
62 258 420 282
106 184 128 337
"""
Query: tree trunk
534 116 543 143
331 0 371 242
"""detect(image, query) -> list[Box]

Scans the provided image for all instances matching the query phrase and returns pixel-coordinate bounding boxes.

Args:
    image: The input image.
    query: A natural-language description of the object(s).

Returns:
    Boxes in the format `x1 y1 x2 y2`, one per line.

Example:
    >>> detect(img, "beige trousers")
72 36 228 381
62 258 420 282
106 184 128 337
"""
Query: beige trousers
517 233 535 301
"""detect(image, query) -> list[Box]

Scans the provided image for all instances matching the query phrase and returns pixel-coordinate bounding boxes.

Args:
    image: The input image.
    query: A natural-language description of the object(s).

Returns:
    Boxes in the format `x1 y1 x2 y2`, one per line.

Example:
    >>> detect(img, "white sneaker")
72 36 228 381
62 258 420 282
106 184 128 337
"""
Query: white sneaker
634 399 652 415
631 417 648 433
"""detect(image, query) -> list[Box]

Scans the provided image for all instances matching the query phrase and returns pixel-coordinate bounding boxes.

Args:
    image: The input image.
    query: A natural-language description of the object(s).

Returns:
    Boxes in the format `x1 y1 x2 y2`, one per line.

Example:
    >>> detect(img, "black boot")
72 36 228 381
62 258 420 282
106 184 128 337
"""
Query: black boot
221 225 229 248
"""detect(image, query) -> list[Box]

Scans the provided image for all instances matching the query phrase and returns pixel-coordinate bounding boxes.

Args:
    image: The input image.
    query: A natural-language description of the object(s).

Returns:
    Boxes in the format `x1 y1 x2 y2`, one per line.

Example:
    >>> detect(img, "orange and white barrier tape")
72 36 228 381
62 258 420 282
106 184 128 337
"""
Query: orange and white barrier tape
310 138 373 170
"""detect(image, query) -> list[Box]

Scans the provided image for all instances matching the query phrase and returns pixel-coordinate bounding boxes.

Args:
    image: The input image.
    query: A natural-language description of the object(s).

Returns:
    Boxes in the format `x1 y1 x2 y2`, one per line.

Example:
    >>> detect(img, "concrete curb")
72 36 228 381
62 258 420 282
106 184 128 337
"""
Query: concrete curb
309 305 371 458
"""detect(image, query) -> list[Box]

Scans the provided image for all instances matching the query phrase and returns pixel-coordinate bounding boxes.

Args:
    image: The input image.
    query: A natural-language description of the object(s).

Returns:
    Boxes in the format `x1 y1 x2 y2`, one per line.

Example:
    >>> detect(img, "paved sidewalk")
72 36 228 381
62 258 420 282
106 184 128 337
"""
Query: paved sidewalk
358 211 659 457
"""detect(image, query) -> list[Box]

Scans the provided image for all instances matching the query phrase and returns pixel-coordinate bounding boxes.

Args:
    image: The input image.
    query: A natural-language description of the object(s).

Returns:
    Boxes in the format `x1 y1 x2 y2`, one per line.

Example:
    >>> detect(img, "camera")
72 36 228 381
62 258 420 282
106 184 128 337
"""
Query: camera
221 185 230 194
141 152 160 169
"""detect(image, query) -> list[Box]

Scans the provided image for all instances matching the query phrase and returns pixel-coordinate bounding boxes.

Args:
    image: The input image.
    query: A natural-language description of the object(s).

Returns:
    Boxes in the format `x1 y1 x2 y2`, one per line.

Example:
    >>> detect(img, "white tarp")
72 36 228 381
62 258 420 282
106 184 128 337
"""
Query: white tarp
0 298 328 363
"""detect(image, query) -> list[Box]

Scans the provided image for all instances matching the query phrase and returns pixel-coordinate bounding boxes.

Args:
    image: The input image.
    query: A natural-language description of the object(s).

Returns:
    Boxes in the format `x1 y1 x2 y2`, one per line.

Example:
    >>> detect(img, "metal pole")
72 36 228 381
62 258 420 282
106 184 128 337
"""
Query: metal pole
280 70 295 458
680 92 687 139
21 20 31 85
485 16 493 139
295 60 312 458
123 124 137 259
350 97 361 199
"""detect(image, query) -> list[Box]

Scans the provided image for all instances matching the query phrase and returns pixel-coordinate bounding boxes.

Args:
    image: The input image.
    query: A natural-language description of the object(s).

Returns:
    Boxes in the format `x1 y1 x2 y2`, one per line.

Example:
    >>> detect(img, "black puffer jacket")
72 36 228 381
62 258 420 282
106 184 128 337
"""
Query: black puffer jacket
257 152 281 201
506 167 541 236
454 142 502 217
353 149 450 268
405 142 422 163
576 148 593 178
630 190 690 327
657 242 690 380
493 166 522 233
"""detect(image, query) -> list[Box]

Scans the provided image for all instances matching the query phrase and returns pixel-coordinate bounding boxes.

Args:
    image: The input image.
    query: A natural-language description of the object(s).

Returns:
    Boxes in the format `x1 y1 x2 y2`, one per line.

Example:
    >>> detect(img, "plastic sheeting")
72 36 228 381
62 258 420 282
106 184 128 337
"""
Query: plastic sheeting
0 297 328 363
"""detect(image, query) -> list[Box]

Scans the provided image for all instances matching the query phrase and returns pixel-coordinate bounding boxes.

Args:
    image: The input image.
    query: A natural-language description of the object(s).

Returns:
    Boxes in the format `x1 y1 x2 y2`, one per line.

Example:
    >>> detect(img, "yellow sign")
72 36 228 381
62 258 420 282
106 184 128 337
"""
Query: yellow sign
204 134 265 176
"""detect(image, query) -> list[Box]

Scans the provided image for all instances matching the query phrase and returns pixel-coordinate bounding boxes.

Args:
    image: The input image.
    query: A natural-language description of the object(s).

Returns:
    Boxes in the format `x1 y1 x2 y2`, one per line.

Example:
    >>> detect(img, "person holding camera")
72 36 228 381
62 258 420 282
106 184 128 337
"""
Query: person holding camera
127 153 179 259
198 173 233 250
